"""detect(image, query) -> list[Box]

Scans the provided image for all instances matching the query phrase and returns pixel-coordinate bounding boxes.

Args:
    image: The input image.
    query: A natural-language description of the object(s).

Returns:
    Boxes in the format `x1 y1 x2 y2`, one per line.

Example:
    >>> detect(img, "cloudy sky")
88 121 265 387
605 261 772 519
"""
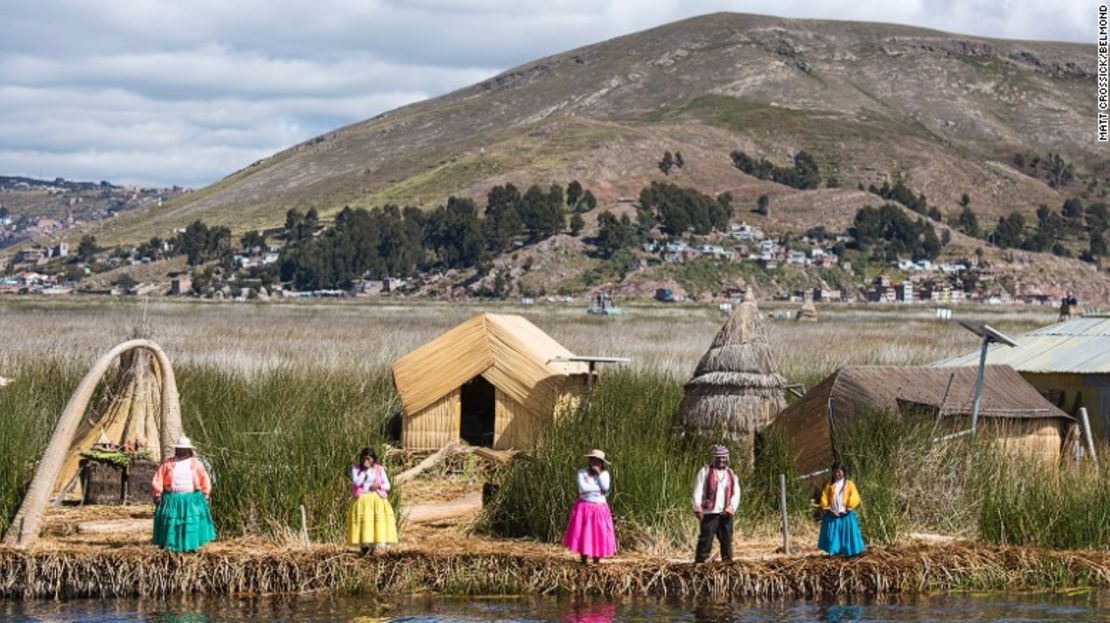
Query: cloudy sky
0 1 1092 188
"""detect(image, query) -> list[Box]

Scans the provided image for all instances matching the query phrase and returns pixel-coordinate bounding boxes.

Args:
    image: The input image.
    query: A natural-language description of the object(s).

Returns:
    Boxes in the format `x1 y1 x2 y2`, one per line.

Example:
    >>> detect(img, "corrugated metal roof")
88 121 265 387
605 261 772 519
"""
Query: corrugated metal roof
937 316 1110 373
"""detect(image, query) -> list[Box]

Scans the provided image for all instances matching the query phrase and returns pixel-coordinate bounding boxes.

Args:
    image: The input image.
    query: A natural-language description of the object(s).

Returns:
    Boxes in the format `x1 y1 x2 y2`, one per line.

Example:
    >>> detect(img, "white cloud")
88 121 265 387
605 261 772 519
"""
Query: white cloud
0 0 1093 187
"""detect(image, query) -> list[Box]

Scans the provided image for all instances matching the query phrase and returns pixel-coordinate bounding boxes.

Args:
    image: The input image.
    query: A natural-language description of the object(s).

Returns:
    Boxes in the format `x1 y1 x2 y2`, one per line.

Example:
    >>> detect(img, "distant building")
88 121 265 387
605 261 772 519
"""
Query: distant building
896 282 915 304
170 277 192 296
14 246 48 265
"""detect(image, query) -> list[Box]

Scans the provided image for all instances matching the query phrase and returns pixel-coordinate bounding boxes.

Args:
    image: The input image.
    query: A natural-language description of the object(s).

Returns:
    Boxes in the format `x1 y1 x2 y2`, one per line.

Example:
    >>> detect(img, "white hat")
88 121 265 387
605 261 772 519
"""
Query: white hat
583 449 610 465
173 436 195 450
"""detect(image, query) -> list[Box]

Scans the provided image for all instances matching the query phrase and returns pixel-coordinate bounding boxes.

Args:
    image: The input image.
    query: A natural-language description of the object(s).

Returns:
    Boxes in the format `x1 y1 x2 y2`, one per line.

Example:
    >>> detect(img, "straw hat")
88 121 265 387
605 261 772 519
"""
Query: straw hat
583 449 610 465
173 436 196 450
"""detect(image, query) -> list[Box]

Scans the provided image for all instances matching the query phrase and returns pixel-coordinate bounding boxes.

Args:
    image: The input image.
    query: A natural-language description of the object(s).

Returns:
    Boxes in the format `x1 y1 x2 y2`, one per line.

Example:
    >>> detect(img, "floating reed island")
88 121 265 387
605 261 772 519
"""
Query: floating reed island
0 543 1108 600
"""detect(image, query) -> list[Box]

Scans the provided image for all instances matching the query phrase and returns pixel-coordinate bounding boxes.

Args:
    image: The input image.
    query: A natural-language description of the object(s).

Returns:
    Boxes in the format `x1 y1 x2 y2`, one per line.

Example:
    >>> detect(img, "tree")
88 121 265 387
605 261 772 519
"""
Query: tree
569 212 585 236
566 180 583 208
957 206 980 237
658 151 674 175
594 211 630 258
1089 231 1108 258
792 151 820 189
1062 197 1084 233
581 190 597 212
756 195 770 216
851 204 943 261
77 235 98 263
941 229 951 245
1087 202 1110 234
959 193 970 208
993 212 1026 249
674 152 685 168
240 230 265 254
482 183 523 253
113 273 137 292
518 184 564 241
426 196 483 269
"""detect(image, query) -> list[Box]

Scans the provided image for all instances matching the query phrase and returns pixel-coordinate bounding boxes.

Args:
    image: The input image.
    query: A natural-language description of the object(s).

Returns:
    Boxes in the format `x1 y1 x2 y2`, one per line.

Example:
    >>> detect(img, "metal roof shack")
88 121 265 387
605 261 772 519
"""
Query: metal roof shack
938 316 1110 374
937 316 1110 440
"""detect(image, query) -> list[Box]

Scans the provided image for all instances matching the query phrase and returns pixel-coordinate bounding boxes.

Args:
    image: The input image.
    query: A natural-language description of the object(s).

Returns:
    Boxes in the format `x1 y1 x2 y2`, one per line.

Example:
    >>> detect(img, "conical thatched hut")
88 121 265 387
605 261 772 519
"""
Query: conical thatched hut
797 300 818 322
678 291 787 466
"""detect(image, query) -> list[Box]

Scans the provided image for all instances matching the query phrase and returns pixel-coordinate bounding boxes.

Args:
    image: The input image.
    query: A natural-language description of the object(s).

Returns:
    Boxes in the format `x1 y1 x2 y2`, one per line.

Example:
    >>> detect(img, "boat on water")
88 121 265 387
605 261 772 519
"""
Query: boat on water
587 293 625 316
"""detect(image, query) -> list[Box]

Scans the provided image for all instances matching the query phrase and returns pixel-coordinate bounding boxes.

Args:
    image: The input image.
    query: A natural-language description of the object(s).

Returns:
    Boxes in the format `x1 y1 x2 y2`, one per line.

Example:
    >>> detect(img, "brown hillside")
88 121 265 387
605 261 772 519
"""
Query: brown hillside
73 12 1098 250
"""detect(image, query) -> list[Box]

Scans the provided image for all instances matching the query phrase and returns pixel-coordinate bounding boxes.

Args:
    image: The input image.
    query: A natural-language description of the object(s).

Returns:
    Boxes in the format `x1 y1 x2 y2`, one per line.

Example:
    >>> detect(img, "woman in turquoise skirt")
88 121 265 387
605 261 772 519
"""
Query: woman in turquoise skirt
817 462 865 557
151 436 216 552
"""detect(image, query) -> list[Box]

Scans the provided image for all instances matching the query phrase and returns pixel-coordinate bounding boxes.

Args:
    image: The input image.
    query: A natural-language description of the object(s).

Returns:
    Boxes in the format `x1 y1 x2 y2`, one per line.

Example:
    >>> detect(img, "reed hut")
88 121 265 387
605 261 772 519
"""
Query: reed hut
392 314 589 451
766 365 1077 478
677 292 787 466
3 339 182 548
796 300 818 322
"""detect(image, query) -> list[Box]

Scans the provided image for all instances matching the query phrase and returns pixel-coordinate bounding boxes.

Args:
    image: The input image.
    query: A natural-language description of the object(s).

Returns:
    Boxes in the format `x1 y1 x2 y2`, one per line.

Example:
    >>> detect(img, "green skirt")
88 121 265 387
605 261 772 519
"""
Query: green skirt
153 491 216 552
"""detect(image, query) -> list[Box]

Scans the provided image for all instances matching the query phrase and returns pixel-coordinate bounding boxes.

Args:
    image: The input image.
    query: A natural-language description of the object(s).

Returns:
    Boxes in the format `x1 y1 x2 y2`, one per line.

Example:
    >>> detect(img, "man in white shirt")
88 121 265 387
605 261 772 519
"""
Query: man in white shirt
691 444 740 562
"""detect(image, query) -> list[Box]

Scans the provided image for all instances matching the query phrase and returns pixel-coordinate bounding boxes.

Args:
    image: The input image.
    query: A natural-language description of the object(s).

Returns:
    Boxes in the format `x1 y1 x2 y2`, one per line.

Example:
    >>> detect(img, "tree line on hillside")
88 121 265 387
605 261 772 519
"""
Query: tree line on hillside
851 204 943 262
730 150 820 190
276 181 597 289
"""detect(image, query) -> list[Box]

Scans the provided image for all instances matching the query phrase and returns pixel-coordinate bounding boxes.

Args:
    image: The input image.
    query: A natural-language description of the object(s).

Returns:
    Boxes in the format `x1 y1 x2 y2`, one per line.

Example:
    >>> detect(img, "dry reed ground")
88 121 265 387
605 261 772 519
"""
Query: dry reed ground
0 298 1054 380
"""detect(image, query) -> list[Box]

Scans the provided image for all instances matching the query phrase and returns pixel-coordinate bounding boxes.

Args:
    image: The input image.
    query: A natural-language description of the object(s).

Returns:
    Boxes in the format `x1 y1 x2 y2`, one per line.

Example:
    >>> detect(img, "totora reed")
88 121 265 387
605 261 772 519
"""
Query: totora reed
0 544 1107 599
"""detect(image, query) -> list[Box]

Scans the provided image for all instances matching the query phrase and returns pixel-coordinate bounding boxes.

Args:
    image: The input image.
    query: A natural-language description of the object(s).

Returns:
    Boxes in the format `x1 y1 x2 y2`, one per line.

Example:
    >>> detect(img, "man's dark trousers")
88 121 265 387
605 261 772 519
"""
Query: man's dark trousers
694 512 733 562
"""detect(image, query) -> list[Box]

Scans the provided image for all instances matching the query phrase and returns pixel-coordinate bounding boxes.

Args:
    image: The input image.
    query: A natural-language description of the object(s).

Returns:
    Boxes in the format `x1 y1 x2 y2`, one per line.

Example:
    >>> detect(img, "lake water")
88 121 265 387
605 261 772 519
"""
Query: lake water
2 592 1107 622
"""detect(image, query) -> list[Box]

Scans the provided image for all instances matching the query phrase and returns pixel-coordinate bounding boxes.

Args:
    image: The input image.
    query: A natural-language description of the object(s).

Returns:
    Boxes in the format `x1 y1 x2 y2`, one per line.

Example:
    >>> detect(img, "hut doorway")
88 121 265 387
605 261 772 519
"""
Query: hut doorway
460 376 496 447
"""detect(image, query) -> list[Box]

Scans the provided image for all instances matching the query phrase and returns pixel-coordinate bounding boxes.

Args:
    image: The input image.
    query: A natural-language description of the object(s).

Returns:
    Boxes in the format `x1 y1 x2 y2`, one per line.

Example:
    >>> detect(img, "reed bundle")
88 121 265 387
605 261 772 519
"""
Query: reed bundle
0 544 1106 599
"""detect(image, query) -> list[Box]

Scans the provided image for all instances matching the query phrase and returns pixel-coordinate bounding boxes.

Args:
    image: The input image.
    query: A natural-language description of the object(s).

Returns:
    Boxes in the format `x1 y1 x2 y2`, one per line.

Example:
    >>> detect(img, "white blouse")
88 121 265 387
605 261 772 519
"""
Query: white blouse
171 459 195 493
576 468 611 504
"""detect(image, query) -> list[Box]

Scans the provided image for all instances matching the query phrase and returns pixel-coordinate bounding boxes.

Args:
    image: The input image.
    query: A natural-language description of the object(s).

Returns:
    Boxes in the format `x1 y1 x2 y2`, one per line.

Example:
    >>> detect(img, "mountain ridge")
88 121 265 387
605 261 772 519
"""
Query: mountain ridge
29 13 1107 255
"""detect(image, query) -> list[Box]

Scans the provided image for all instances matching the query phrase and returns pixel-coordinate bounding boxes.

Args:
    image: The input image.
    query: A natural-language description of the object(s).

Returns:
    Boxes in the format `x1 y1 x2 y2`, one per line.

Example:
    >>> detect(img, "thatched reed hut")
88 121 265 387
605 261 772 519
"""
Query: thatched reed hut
3 339 182 548
766 365 1077 477
677 293 787 466
392 314 589 451
796 300 818 322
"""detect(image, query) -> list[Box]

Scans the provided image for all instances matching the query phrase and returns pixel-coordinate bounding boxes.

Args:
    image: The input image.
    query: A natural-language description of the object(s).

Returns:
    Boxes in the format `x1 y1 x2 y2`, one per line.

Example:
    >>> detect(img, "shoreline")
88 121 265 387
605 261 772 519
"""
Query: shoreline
1 543 1107 600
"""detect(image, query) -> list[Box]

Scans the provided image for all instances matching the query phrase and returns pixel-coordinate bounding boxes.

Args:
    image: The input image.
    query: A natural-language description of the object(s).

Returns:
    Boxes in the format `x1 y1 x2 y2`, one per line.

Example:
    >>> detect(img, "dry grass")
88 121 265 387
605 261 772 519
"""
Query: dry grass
1 540 1106 599
0 298 1054 384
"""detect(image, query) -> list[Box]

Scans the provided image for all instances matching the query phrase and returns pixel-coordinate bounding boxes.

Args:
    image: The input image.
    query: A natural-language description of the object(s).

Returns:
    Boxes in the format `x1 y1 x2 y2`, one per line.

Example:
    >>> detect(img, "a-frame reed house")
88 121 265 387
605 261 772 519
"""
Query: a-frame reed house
392 314 589 450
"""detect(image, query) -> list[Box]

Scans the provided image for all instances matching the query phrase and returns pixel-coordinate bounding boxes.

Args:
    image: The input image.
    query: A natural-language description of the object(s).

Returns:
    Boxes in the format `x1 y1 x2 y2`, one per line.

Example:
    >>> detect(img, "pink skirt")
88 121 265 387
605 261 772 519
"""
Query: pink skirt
562 499 617 558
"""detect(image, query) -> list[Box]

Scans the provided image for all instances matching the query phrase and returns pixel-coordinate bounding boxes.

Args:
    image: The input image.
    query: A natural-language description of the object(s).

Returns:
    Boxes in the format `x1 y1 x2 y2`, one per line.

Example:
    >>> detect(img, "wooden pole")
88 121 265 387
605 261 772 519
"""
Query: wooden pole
1079 408 1099 466
969 335 990 439
300 504 310 548
779 473 790 555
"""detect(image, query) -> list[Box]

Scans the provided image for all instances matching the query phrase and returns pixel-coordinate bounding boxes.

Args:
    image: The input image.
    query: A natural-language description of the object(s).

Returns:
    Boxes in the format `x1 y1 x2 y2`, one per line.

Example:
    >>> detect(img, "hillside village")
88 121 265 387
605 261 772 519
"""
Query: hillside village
2 175 1102 309
0 176 187 253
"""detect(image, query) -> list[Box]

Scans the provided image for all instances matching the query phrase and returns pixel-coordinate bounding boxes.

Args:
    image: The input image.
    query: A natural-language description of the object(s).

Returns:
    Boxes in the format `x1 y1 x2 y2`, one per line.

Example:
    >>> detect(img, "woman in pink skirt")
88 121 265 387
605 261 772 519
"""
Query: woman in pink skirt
563 449 617 564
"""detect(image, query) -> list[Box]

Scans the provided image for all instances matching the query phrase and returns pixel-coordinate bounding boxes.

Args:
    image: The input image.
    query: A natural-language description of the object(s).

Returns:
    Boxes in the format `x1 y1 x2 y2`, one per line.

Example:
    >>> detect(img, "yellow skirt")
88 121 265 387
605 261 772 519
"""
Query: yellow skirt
347 493 398 545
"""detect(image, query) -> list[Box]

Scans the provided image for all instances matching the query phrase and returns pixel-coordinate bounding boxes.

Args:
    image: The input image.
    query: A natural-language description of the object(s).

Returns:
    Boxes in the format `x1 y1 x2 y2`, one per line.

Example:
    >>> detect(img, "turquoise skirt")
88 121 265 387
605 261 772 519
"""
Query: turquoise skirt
818 510 865 557
153 491 216 552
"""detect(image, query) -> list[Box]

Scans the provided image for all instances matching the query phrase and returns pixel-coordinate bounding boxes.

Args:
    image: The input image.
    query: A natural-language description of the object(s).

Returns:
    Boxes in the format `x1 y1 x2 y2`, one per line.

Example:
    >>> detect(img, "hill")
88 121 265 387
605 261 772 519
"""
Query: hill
84 12 1101 246
9 13 1110 302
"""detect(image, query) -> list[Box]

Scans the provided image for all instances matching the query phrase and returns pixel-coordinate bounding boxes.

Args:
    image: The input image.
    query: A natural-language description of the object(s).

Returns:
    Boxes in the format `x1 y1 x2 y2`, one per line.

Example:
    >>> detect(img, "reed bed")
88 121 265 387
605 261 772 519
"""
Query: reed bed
0 544 1106 599
477 371 707 552
0 363 398 543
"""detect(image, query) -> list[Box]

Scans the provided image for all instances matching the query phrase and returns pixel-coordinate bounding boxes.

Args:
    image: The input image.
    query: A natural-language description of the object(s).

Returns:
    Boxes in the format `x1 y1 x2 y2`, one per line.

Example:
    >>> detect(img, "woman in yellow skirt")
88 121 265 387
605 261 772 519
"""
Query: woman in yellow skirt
348 447 397 555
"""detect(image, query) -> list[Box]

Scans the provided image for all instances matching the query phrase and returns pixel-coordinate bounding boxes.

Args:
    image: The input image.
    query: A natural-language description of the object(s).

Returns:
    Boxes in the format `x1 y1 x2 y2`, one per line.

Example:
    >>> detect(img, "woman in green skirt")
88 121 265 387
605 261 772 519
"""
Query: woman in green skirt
152 436 216 552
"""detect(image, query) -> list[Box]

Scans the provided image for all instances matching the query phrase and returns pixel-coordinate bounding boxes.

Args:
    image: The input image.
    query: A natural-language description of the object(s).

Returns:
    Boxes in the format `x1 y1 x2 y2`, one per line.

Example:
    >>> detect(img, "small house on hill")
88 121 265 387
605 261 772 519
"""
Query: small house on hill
938 315 1110 441
766 365 1076 477
392 314 589 451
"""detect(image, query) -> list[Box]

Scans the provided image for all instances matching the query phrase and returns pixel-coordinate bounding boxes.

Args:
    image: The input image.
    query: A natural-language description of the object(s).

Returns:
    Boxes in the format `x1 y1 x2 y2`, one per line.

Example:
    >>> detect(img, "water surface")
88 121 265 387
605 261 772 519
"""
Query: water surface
3 592 1107 622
